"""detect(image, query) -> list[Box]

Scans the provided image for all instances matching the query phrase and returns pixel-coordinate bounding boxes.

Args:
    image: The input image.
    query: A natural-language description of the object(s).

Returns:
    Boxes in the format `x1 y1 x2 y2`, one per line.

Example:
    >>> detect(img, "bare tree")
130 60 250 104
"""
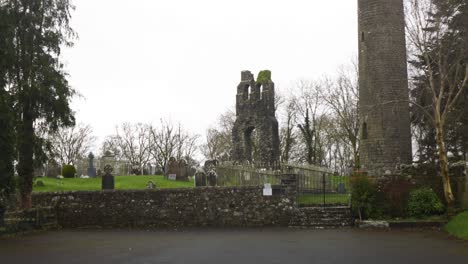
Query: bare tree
293 80 327 165
279 94 298 163
406 0 468 206
149 119 200 171
201 109 236 161
100 135 123 160
115 123 151 175
149 119 177 172
49 123 96 165
321 62 360 169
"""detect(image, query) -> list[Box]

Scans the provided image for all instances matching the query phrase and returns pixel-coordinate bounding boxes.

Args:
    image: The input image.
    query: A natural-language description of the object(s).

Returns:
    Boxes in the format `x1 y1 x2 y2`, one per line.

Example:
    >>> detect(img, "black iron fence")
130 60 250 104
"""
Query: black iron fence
216 162 351 207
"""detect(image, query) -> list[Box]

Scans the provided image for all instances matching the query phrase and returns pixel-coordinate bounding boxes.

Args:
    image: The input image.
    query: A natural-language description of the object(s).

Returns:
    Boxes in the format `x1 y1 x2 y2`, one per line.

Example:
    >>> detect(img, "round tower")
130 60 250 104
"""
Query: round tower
358 0 412 175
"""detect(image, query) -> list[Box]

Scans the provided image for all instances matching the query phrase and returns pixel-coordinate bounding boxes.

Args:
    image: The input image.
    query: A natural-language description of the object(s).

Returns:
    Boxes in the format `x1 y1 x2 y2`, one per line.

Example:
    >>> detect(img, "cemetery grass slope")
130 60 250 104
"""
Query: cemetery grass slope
33 176 194 192
445 211 468 240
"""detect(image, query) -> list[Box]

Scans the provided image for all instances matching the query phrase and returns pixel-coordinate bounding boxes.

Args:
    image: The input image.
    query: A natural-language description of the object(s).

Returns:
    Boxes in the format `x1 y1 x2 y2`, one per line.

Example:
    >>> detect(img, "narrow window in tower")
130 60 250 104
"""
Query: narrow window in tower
362 122 368 139
259 85 263 100
247 86 251 100
361 32 365 42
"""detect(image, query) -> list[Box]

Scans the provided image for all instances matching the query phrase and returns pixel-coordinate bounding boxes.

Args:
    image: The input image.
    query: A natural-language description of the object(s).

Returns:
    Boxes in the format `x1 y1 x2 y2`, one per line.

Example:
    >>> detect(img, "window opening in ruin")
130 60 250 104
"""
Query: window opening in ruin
244 127 259 162
259 84 263 100
362 122 368 139
361 32 365 42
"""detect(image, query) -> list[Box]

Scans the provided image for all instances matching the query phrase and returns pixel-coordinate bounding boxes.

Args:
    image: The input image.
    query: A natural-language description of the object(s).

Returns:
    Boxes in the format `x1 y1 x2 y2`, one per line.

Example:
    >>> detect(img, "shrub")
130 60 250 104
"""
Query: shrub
407 188 445 218
62 165 76 178
445 211 468 240
351 174 378 220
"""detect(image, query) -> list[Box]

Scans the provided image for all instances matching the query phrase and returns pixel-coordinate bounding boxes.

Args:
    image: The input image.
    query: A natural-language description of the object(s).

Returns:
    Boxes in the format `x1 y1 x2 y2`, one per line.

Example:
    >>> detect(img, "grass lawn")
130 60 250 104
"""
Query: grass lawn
445 211 468 240
387 215 449 223
298 193 350 206
33 175 194 192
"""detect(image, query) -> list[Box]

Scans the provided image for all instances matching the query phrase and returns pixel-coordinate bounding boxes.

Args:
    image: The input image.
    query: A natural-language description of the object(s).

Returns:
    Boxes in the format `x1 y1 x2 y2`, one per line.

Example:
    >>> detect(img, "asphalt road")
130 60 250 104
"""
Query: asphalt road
1 229 467 264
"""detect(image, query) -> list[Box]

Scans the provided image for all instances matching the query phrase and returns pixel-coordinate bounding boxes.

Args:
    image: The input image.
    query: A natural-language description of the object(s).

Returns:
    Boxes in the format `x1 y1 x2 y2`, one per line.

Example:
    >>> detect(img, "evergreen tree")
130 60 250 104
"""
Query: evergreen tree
410 0 468 163
408 0 468 206
1 0 76 208
0 3 15 209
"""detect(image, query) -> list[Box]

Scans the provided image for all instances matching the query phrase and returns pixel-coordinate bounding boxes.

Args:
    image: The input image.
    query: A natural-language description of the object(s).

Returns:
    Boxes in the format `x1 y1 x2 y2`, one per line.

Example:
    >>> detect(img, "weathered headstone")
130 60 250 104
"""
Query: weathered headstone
337 183 346 194
87 152 97 178
165 157 190 181
263 183 272 196
166 157 178 179
203 160 218 187
101 151 116 176
36 180 45 187
195 168 207 187
101 165 115 190
146 180 156 190
207 169 217 187
177 159 189 181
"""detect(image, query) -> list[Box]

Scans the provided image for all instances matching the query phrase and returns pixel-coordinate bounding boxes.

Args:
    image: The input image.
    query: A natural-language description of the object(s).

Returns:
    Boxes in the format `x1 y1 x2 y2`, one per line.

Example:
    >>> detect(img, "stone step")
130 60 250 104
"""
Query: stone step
290 206 354 228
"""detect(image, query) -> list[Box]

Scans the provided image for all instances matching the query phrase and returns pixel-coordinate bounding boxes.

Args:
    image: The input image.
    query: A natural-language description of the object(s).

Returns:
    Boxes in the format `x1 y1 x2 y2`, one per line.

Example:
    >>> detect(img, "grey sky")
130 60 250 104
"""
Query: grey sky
65 0 358 150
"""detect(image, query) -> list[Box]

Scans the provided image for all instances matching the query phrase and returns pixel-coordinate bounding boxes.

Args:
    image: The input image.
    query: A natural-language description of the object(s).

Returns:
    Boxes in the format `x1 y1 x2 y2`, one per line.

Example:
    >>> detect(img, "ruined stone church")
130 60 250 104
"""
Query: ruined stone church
231 71 280 165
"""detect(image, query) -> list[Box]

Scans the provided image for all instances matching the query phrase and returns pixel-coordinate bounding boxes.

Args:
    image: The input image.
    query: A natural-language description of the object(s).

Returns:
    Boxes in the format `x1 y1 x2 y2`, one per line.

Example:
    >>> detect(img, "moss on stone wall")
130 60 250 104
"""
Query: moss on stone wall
256 70 271 85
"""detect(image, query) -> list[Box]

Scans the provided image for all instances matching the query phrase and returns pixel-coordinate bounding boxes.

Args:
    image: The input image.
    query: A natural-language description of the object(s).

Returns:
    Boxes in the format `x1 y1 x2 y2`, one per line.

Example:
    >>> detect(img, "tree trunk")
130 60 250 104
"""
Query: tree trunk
17 104 34 209
434 115 455 207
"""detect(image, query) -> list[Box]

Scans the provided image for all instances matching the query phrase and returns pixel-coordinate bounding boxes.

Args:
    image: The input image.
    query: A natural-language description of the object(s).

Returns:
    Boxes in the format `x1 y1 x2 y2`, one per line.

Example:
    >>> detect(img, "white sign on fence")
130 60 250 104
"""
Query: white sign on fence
168 174 177 181
263 183 272 196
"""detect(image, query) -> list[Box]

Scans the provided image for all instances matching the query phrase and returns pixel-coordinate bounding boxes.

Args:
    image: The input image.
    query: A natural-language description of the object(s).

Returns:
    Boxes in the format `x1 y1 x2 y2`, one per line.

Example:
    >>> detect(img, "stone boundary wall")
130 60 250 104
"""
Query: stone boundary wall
1 207 57 235
32 187 297 228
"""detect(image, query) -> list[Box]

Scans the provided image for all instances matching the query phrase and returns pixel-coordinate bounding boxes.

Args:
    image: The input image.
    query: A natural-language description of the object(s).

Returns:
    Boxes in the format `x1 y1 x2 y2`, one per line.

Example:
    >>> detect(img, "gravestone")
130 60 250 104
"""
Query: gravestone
146 180 156 190
36 180 45 187
203 160 218 186
101 151 116 175
166 157 178 179
165 157 190 181
101 165 115 190
207 168 217 187
263 183 272 196
176 159 189 181
195 169 207 187
87 152 97 178
337 183 346 194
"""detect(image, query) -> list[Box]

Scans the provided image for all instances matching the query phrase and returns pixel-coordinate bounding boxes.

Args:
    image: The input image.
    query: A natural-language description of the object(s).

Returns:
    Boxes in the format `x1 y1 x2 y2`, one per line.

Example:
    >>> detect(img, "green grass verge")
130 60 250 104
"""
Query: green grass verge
445 211 468 240
298 193 350 205
387 215 448 223
33 175 194 192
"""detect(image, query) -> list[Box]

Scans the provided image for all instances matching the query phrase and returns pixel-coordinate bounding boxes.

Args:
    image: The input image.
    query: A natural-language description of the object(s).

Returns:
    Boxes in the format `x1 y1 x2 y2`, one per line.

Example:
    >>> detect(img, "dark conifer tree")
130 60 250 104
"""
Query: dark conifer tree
1 0 76 208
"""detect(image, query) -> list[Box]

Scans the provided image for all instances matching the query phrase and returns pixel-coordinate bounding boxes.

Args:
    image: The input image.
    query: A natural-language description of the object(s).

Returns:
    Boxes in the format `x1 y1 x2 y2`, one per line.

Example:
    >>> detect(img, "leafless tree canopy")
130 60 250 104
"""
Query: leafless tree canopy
101 120 200 174
114 123 152 174
201 110 235 161
49 123 96 165
149 119 200 171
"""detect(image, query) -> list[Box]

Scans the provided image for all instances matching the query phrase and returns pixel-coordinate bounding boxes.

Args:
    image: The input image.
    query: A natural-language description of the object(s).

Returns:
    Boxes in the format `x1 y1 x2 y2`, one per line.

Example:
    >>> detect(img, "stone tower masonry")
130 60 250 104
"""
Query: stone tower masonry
232 71 280 165
358 0 412 175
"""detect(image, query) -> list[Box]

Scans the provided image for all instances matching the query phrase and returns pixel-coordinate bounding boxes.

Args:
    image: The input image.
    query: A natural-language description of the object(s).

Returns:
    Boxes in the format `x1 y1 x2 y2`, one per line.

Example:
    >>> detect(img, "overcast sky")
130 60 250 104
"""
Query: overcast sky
64 0 358 150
